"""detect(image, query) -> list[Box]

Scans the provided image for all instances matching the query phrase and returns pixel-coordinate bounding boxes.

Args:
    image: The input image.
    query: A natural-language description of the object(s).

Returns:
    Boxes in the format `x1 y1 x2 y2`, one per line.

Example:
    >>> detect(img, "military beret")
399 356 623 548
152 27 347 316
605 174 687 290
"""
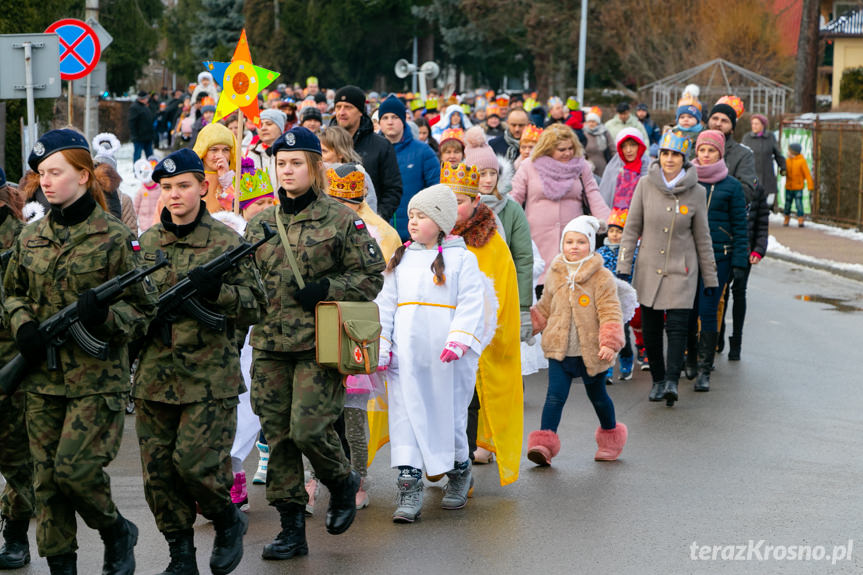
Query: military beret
334 85 366 113
152 148 205 183
28 129 90 172
267 126 321 157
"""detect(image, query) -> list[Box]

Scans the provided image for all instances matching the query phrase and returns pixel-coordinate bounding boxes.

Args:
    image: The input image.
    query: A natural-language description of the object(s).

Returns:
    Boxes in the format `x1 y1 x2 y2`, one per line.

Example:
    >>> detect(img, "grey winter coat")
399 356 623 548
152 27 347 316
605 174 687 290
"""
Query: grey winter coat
617 162 718 310
723 136 758 204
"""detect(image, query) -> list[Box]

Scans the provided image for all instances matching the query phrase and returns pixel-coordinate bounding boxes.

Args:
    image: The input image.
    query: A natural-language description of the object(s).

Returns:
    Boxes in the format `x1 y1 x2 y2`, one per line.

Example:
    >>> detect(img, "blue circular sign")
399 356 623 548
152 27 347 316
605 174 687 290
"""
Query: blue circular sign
46 19 101 81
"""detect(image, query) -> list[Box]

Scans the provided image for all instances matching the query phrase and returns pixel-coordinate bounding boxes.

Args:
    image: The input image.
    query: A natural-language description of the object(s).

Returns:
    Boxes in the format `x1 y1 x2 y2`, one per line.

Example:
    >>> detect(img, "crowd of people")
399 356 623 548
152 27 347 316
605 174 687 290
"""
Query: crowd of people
0 74 807 574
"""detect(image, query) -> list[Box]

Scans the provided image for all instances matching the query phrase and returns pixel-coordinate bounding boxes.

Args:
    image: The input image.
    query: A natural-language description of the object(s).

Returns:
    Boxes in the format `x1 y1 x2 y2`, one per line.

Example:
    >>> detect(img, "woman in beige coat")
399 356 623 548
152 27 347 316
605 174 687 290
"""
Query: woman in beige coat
617 131 717 406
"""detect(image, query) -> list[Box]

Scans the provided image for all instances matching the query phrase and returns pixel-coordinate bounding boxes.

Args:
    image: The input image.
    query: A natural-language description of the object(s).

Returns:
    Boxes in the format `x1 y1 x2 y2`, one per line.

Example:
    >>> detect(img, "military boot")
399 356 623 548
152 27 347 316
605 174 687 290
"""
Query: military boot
0 517 30 569
46 552 77 575
156 530 198 575
210 504 247 575
441 460 474 510
99 513 137 575
262 502 308 560
322 470 360 535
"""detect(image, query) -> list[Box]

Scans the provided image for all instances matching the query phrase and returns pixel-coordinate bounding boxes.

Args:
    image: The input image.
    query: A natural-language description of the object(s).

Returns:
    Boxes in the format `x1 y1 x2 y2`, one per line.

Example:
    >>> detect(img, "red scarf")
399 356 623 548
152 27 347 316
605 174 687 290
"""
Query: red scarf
618 136 646 173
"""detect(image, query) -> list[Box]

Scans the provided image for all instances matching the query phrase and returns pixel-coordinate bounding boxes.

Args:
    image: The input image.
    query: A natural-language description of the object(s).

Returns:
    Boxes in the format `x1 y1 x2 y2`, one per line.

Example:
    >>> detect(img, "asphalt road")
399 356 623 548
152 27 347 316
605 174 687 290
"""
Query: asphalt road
9 257 863 574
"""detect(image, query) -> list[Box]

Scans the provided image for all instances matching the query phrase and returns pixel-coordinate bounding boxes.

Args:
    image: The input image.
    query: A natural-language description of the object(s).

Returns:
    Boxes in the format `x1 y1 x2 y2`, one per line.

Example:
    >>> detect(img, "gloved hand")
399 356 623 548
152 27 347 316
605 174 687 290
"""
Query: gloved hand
779 169 786 177
702 286 715 298
732 266 748 283
187 266 223 301
217 169 236 189
615 272 631 282
295 279 329 312
749 252 762 265
440 341 468 363
15 321 46 365
519 310 533 342
77 289 109 329
377 349 391 371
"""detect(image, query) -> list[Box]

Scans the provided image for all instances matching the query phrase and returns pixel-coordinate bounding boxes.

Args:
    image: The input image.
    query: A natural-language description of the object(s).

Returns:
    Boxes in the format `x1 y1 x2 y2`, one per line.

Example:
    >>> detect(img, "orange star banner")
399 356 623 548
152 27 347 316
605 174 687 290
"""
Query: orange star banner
203 29 279 126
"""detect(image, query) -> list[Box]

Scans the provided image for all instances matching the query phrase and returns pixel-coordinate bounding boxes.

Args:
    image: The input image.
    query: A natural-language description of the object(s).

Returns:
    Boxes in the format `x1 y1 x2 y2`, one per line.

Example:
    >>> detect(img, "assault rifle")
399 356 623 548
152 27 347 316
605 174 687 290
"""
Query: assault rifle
153 221 275 345
0 250 170 395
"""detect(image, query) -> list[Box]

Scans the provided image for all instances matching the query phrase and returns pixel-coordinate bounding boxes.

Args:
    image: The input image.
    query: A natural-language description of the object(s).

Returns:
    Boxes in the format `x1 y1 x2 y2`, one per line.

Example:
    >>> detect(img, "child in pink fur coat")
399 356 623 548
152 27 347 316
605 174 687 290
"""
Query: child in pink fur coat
527 215 628 465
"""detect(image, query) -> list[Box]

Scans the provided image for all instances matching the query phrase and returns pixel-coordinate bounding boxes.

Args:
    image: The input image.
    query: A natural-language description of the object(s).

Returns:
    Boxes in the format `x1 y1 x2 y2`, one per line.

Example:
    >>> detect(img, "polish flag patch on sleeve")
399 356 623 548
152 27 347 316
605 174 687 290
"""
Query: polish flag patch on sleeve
354 219 366 230
131 240 141 252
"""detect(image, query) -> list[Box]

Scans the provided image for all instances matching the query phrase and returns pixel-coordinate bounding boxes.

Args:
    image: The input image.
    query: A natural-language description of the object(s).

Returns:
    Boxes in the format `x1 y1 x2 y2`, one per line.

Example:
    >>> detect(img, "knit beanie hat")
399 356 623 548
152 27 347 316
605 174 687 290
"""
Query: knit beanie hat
695 130 725 158
260 108 287 132
788 142 802 154
463 126 498 172
300 106 323 123
708 103 737 130
378 95 407 125
407 183 458 235
676 104 702 124
561 215 601 254
334 85 367 113
193 122 237 171
751 114 768 130
585 112 601 124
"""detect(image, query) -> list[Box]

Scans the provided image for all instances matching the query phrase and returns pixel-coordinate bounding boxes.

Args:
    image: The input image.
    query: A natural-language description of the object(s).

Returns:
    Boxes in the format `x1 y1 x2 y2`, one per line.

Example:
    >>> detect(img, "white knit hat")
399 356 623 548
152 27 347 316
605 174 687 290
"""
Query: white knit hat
561 215 601 254
260 109 287 132
407 184 458 235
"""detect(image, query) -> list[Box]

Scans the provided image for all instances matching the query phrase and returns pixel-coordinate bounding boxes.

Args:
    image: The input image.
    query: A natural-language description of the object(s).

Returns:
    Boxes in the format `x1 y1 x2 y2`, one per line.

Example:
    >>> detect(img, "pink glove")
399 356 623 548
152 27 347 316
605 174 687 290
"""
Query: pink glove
440 341 468 363
218 170 236 189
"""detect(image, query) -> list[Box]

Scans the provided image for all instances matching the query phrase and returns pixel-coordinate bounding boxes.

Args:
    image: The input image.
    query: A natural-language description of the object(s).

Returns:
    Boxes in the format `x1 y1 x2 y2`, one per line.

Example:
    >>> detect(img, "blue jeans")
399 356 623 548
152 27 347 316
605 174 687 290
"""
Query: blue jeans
540 357 616 432
693 258 732 333
784 189 804 217
133 140 154 162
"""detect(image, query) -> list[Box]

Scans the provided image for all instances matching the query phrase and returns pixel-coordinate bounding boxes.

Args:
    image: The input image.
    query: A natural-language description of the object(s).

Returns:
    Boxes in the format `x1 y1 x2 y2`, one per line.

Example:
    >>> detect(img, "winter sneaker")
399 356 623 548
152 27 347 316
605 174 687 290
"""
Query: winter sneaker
605 366 614 386
230 472 249 512
638 347 650 371
253 442 268 485
355 478 370 510
304 478 320 517
441 461 473 510
392 468 423 523
619 355 634 381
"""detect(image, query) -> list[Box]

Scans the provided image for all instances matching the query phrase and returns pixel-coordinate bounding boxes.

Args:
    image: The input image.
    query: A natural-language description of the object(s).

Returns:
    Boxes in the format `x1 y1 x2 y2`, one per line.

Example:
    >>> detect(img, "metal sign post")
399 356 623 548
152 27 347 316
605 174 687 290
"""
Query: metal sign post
83 18 113 142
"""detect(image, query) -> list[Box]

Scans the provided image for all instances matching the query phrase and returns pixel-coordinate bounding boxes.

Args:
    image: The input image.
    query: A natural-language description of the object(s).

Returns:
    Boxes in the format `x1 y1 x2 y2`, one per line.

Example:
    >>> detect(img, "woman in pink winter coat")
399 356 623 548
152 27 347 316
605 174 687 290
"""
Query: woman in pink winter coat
510 123 609 291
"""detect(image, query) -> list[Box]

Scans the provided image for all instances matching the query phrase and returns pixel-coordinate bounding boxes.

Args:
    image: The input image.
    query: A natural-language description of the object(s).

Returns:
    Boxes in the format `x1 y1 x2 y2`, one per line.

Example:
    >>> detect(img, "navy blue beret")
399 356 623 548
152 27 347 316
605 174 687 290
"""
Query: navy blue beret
28 129 90 172
267 126 321 157
152 148 204 183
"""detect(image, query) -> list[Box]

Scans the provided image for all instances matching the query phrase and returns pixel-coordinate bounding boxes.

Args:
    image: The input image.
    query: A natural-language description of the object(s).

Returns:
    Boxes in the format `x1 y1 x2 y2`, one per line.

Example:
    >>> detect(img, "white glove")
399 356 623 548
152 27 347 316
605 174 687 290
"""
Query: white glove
218 170 236 189
520 310 533 342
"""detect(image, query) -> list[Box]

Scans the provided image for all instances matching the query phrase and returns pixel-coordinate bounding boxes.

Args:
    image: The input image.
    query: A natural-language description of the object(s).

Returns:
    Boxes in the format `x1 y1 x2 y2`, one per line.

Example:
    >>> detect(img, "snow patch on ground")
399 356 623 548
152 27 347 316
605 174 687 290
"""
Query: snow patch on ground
769 213 863 242
768 235 863 275
115 142 164 203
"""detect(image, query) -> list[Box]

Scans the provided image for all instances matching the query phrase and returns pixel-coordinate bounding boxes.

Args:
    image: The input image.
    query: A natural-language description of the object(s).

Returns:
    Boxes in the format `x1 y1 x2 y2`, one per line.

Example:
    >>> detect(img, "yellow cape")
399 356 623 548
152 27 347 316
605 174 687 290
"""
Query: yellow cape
367 230 523 486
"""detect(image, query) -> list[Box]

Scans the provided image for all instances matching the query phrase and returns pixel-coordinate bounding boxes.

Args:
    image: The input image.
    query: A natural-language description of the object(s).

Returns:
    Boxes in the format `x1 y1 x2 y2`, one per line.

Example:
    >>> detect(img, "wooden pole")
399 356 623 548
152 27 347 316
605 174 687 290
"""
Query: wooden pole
234 108 244 214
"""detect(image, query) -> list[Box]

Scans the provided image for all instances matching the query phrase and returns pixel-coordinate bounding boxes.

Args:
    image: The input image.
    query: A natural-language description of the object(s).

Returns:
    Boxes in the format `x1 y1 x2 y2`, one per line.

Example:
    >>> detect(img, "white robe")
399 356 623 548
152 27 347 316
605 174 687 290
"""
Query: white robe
377 238 490 476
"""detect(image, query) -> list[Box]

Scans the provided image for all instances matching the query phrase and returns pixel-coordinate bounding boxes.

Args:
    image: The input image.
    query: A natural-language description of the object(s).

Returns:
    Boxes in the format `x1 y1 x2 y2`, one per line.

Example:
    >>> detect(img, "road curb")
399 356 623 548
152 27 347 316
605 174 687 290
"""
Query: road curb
767 249 863 283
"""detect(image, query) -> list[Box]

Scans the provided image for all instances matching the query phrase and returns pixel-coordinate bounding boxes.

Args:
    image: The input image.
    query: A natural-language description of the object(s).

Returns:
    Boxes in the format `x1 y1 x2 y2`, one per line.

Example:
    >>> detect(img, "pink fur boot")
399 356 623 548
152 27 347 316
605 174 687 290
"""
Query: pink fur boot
594 423 628 461
527 430 561 466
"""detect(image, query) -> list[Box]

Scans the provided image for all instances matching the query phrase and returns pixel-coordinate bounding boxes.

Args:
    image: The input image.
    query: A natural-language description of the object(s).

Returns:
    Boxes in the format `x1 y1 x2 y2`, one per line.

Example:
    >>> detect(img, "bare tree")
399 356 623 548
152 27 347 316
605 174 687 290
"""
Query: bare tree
793 0 820 112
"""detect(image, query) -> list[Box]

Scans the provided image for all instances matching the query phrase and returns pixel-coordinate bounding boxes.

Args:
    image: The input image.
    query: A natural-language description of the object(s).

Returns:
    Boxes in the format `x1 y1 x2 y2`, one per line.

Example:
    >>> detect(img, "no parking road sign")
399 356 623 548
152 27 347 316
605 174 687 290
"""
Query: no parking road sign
45 19 101 81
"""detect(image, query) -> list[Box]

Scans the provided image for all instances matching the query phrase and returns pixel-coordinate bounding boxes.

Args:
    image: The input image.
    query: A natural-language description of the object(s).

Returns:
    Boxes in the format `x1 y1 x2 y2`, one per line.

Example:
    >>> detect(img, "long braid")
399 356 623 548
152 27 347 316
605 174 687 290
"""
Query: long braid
431 231 446 285
386 241 410 273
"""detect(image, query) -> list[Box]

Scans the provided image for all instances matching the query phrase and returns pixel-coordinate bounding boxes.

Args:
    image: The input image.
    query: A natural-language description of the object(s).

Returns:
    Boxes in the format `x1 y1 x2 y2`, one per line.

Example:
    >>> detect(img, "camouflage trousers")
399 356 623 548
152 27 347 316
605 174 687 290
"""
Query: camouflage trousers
25 392 125 557
135 397 237 533
251 350 349 506
0 390 34 521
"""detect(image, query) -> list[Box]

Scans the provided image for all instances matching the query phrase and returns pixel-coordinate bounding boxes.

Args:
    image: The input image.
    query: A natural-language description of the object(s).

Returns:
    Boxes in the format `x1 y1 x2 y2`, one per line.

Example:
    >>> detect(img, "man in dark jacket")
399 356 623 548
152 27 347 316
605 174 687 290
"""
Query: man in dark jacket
636 104 661 146
331 85 402 221
129 90 155 162
378 95 440 240
489 108 530 162
707 103 758 204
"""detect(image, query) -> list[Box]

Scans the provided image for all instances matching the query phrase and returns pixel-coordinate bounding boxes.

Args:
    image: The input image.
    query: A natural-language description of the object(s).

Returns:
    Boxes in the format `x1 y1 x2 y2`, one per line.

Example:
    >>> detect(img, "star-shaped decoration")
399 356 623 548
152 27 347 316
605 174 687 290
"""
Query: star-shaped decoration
203 29 279 126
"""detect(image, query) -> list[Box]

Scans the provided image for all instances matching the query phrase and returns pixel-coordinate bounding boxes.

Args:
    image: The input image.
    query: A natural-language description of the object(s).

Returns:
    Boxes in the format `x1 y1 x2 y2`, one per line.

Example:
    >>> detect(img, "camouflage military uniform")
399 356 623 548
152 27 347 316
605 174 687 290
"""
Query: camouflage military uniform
2 198 157 557
0 212 33 525
245 190 384 506
134 208 266 532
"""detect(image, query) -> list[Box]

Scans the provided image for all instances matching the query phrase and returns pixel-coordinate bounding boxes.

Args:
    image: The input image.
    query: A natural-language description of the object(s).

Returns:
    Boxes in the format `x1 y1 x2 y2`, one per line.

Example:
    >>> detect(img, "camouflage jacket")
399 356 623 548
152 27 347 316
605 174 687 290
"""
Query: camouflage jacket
3 202 157 398
134 209 267 403
245 190 385 352
0 211 24 364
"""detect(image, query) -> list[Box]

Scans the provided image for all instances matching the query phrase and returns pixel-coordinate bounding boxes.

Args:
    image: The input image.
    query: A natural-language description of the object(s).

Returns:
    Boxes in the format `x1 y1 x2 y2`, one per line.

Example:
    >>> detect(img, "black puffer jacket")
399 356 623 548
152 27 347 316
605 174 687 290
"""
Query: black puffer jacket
331 115 403 221
128 100 154 142
700 175 749 269
748 182 771 258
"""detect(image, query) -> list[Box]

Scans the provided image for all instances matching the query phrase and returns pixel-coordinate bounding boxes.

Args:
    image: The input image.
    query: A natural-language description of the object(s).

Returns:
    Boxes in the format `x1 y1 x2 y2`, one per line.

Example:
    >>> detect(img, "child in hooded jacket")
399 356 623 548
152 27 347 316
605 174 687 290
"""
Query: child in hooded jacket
527 215 628 466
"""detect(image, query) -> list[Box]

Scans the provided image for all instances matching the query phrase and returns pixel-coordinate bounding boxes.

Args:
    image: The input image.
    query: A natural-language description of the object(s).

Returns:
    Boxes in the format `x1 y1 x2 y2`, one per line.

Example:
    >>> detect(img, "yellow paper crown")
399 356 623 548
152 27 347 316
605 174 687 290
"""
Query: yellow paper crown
521 124 543 144
440 128 465 146
326 167 366 200
425 97 439 110
410 98 424 111
440 162 480 197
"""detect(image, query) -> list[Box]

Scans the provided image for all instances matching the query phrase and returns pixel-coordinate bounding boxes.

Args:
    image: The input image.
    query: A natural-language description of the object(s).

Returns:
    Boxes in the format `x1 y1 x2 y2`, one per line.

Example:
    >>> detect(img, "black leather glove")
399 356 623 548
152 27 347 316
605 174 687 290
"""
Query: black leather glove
77 289 109 329
703 286 716 298
187 266 223 301
16 321 46 364
295 279 329 312
732 266 747 283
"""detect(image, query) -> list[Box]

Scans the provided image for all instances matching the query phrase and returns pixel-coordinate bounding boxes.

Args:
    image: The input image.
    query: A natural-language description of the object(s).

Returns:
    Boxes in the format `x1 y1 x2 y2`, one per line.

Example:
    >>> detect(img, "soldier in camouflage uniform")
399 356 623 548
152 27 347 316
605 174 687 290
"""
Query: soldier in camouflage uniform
2 130 157 575
134 148 267 575
244 127 385 560
0 168 33 570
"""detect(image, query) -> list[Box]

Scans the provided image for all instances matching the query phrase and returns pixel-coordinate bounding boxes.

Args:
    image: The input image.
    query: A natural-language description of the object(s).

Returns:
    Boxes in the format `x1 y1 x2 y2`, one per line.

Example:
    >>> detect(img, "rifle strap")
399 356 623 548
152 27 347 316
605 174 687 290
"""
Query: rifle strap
275 212 306 290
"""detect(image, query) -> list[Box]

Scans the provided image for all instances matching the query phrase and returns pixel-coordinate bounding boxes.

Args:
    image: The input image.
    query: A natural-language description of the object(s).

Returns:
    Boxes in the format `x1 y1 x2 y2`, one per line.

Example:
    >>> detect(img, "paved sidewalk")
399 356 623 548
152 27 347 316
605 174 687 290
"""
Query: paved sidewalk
766 214 863 282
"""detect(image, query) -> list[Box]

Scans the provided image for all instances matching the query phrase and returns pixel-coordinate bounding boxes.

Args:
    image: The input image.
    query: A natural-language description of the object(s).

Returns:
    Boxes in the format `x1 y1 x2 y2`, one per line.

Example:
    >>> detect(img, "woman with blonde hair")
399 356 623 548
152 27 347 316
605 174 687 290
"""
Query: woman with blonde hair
320 125 378 212
510 123 609 292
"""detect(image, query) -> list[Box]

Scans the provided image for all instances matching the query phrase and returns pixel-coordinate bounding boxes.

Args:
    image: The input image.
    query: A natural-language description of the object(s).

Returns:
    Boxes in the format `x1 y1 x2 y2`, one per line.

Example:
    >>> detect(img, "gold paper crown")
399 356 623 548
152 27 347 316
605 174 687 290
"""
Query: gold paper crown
521 124 543 144
425 97 439 110
440 162 480 197
440 128 465 145
326 167 366 200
